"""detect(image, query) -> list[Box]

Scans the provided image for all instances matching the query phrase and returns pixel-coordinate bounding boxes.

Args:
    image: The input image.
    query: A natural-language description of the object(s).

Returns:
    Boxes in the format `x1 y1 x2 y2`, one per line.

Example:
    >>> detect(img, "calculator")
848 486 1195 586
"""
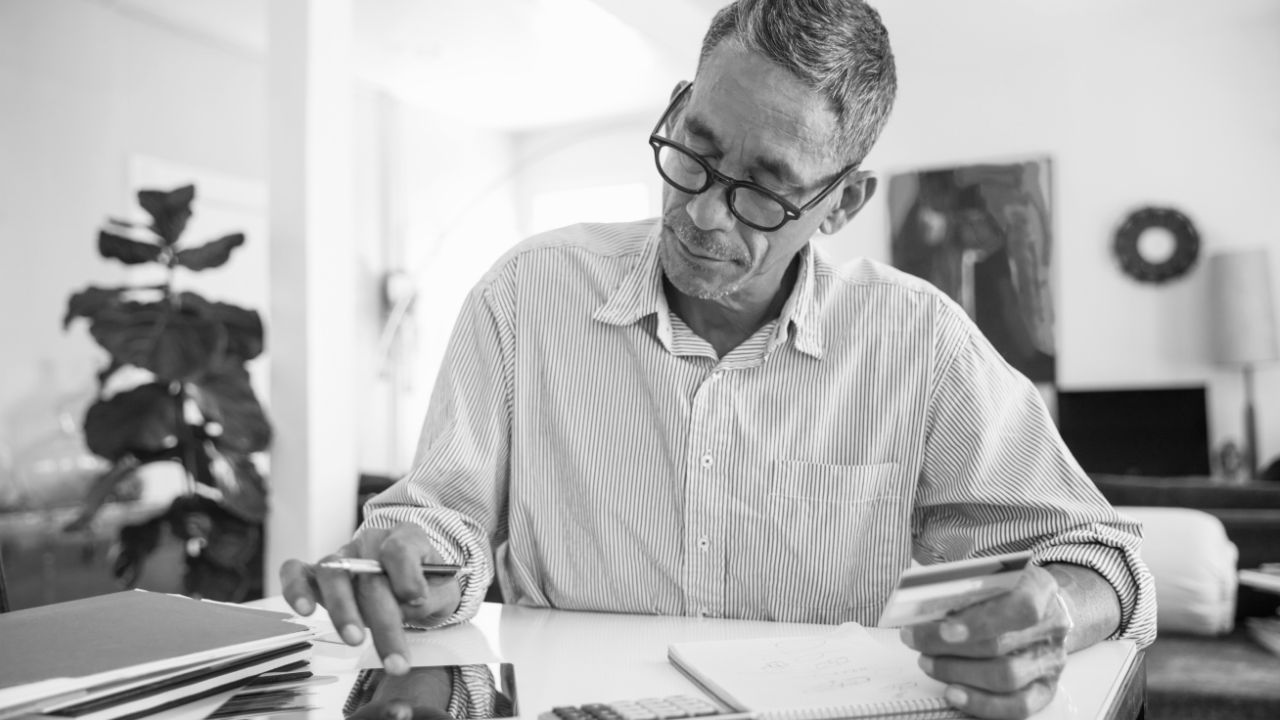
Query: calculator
539 695 742 720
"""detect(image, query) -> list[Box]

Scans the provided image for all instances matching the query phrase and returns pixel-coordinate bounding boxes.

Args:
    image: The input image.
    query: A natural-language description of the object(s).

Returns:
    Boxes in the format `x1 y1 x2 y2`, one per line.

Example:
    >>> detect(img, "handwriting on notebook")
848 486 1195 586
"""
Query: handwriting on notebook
700 633 920 702
670 627 942 707
668 624 952 715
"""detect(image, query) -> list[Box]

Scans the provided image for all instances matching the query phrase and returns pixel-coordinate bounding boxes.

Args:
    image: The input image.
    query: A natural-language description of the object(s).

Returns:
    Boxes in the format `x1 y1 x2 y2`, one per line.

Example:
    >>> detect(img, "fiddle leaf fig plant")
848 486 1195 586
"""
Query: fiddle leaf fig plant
63 184 271 601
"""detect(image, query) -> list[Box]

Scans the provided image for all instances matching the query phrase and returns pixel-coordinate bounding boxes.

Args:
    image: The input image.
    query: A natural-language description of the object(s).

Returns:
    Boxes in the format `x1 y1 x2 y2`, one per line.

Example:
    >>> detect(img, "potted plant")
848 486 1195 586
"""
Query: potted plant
63 184 271 602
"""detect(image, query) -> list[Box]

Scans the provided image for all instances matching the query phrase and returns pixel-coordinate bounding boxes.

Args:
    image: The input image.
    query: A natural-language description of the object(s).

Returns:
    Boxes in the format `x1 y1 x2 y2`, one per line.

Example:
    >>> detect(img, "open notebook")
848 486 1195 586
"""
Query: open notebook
667 624 964 720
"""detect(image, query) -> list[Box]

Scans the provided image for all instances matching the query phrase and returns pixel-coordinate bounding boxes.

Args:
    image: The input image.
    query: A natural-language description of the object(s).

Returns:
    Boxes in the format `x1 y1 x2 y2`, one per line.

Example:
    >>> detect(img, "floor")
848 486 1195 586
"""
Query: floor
1144 627 1280 720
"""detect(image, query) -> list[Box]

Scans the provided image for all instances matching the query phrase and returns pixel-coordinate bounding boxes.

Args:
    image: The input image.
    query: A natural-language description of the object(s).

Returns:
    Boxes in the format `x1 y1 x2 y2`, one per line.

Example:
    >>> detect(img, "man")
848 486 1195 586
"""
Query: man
282 2 1156 718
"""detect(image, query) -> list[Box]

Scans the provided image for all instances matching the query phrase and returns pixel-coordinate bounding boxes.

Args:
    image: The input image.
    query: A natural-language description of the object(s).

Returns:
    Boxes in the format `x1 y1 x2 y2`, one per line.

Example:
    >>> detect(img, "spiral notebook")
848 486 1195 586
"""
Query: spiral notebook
667 624 964 719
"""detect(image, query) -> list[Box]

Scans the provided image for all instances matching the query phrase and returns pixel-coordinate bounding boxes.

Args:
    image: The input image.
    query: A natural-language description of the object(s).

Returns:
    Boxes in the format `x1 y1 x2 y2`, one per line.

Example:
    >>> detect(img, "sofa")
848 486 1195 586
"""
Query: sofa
1090 475 1280 720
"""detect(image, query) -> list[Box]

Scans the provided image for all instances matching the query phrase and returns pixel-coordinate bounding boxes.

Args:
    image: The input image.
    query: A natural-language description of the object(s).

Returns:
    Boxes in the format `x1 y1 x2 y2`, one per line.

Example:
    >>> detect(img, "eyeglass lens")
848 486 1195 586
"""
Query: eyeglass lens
656 144 788 231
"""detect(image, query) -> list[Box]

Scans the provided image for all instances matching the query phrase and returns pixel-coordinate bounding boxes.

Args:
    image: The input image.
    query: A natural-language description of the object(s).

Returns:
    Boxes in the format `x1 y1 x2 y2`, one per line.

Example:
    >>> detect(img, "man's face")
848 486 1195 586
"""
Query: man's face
658 43 850 302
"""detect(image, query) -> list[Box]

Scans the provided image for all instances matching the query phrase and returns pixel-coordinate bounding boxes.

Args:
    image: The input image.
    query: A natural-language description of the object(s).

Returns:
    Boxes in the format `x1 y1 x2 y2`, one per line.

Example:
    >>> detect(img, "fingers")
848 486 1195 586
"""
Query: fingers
355 572 413 676
279 558 319 616
314 549 369 646
378 525 462 628
280 523 464 675
378 525 436 606
900 567 1069 658
412 707 456 720
940 566 1058 643
898 565 1069 718
348 701 413 720
902 621 1047 658
919 641 1066 694
941 678 1058 720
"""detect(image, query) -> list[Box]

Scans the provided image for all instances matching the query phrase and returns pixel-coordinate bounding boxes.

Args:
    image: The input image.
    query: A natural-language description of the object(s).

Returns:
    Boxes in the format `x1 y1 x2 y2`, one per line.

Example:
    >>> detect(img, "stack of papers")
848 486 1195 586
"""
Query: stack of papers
0 590 316 720
1239 568 1280 595
207 664 336 720
1240 567 1280 658
1246 616 1280 658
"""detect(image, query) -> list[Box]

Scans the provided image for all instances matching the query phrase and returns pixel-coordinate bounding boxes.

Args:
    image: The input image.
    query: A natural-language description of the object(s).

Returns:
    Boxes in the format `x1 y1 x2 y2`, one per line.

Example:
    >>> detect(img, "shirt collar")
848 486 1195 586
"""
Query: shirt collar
592 222 669 328
593 222 825 360
773 241 824 359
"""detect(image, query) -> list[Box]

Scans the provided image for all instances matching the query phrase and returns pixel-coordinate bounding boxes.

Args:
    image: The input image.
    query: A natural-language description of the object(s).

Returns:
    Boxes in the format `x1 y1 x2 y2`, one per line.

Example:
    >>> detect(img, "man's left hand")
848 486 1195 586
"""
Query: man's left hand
900 564 1071 720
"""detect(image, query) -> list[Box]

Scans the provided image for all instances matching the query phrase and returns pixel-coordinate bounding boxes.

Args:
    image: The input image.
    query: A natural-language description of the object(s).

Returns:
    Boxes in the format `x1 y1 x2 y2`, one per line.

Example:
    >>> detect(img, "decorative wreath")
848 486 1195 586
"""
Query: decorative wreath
1113 206 1200 283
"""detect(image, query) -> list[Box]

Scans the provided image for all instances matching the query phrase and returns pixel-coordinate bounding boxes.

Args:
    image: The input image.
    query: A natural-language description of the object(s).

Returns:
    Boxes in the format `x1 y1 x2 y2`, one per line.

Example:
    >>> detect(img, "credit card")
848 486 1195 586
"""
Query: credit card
877 551 1032 627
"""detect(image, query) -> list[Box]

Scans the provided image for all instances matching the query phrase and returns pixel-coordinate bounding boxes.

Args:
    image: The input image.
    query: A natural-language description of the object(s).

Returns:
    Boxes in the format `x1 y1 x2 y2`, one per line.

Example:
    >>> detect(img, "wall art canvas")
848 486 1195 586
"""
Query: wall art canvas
889 159 1055 383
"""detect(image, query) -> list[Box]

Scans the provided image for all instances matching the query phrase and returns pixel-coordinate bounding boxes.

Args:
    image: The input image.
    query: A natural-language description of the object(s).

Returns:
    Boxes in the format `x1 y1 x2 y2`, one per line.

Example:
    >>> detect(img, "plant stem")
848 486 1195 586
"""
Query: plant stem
174 389 197 496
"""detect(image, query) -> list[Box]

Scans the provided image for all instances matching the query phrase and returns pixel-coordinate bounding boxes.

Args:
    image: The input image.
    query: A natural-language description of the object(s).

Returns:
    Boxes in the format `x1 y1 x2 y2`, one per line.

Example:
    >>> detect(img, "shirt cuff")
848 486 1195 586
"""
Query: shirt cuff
1030 524 1157 648
357 506 493 628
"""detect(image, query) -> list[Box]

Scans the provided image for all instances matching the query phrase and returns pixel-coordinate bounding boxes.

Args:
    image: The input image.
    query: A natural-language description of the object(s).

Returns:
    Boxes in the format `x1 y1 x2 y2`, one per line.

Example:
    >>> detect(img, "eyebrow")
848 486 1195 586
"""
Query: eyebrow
682 114 805 191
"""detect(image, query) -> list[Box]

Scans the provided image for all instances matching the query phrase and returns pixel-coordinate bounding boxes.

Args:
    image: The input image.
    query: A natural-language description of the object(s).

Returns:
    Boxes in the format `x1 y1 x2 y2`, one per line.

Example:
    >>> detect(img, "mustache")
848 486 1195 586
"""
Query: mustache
662 212 743 263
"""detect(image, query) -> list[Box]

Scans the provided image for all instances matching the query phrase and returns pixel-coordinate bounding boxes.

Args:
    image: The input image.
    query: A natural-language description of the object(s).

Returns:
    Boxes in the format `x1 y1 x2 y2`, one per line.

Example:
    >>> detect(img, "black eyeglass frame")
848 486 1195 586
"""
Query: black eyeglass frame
648 82 860 232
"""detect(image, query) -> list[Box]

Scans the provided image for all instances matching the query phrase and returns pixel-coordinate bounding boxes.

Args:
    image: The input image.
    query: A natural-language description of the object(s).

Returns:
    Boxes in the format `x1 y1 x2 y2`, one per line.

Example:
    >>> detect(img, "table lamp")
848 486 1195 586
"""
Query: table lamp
1208 249 1279 478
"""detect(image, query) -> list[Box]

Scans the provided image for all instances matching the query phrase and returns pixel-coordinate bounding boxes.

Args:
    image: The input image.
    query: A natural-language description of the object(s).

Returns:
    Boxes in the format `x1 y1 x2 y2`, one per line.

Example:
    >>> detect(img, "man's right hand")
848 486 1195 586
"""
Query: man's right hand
279 522 463 675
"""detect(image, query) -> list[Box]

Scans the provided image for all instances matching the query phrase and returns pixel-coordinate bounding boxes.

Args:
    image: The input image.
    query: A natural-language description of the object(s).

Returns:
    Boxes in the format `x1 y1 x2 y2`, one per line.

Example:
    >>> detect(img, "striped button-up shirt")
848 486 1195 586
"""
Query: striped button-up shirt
363 219 1156 646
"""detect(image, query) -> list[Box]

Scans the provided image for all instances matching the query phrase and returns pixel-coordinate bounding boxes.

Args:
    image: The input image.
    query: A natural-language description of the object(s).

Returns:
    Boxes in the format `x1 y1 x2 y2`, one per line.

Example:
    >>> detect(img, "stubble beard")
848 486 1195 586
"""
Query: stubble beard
659 212 748 300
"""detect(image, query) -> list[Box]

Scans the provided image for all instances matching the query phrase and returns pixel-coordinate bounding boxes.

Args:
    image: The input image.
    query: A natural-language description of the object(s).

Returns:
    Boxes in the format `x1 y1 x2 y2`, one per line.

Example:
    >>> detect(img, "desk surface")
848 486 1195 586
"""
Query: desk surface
236 599 1142 720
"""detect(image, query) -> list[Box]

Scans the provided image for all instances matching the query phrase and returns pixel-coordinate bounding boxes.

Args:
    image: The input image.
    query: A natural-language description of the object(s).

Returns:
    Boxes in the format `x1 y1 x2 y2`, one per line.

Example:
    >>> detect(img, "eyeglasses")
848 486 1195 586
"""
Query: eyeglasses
649 83 858 233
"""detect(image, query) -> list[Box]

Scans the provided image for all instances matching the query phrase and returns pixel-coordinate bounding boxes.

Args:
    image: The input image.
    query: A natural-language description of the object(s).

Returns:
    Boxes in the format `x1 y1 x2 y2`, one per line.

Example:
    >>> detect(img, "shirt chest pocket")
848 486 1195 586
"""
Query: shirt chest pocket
764 460 912 620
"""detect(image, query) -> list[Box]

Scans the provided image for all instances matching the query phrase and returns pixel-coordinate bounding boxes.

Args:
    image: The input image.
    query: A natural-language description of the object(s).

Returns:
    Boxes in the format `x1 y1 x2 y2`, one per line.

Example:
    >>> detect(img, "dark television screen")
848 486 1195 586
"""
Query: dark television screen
1056 387 1211 476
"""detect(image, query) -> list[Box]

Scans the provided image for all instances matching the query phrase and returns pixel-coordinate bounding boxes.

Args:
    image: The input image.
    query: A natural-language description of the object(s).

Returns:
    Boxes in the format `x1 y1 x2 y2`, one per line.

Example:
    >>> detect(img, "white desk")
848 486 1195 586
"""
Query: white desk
241 599 1143 720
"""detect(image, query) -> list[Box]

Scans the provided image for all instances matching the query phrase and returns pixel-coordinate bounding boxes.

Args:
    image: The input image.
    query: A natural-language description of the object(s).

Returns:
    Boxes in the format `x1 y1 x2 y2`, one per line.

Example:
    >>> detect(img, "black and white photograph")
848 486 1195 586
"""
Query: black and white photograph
1 2 1279 719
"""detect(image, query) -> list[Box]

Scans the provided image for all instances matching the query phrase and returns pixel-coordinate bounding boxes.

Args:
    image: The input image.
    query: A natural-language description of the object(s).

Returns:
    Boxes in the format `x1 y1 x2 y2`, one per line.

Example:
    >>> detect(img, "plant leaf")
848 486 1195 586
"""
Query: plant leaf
90 302 226 381
63 456 141 532
175 233 244 271
112 511 167 586
201 443 267 523
138 185 195 246
190 364 271 453
98 230 162 265
181 293 263 361
64 286 124 328
168 494 262 601
96 356 125 388
84 383 181 461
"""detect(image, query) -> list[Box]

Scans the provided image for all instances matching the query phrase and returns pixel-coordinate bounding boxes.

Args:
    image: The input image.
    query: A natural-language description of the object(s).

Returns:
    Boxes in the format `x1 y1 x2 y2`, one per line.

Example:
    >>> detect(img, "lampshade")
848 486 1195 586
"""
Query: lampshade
1207 249 1279 365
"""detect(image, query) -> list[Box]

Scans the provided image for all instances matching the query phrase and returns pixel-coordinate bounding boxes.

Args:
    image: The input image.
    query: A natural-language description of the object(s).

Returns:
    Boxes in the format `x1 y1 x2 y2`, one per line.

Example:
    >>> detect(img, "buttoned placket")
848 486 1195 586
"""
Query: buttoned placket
682 365 727 619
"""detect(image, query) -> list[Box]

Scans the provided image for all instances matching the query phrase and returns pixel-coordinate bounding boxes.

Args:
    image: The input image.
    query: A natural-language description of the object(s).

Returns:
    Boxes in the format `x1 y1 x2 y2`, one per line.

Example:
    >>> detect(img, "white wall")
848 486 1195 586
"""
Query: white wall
0 0 267 474
5 0 1278 499
0 0 521 500
852 0 1280 467
514 114 667 238
358 96 522 474
515 1 1280 469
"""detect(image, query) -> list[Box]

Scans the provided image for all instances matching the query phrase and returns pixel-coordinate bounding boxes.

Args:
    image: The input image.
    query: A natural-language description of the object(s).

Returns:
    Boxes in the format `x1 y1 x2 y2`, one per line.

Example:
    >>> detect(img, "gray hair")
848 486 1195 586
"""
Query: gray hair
698 0 897 166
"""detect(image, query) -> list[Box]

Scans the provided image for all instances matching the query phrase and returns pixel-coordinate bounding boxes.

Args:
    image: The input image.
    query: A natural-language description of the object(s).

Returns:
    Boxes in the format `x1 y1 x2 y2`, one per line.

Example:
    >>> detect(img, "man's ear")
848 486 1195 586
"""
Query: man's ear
820 170 878 235
671 80 691 102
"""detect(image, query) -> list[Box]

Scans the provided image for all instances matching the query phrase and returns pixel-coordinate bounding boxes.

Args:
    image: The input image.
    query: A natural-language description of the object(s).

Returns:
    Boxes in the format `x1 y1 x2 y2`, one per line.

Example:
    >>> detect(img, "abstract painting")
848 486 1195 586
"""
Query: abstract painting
889 159 1055 383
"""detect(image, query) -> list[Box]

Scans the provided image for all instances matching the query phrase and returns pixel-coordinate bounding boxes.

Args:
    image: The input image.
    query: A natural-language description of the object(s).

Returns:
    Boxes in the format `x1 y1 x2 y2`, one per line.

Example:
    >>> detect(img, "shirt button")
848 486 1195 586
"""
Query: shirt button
700 454 713 468
711 371 722 381
697 535 710 551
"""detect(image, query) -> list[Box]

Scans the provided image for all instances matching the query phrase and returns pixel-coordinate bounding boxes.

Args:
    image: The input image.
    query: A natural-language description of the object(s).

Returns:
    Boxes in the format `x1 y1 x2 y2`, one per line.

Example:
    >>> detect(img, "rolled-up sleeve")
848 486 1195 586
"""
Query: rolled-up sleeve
914 317 1157 648
359 262 517 626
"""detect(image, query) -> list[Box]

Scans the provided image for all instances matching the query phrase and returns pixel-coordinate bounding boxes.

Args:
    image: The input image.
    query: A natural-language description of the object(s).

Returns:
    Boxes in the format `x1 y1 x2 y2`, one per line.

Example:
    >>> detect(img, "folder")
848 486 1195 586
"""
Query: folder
42 643 312 720
0 591 314 716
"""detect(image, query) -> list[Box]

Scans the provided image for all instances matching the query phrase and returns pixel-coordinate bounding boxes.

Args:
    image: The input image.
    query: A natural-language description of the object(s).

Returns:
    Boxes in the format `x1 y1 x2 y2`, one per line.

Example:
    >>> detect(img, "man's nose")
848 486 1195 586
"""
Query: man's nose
685 179 735 233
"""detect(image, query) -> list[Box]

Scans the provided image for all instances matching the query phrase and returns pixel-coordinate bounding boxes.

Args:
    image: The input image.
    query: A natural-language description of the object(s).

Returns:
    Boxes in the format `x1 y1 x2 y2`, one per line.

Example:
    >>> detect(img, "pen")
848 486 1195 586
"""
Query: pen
317 558 472 578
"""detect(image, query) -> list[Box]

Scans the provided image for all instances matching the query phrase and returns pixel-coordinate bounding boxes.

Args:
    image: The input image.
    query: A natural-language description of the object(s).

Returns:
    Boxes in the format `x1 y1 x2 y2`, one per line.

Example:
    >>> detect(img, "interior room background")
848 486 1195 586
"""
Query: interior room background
1 0 1278 605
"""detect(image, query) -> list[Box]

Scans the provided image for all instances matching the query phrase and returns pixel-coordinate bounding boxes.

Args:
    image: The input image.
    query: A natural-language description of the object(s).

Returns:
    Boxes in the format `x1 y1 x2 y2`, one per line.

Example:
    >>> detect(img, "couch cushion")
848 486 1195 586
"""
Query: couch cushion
1118 506 1238 635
